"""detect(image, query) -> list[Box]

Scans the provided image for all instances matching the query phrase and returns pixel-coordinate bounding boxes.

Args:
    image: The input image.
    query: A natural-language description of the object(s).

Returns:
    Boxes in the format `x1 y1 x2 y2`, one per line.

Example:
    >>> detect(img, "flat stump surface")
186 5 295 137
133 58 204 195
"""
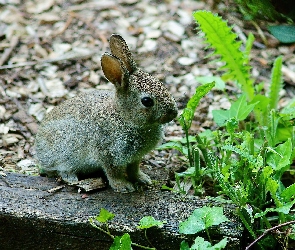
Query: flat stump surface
0 172 242 250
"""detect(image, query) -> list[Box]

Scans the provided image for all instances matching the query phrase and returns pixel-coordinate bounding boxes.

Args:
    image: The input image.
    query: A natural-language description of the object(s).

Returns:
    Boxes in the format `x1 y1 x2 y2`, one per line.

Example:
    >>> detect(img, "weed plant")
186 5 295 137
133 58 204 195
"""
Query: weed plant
159 10 295 249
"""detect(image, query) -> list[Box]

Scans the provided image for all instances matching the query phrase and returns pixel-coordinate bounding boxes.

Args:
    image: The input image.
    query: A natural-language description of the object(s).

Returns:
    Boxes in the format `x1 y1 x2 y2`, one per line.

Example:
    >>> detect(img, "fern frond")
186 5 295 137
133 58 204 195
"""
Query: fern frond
269 56 283 110
193 11 254 101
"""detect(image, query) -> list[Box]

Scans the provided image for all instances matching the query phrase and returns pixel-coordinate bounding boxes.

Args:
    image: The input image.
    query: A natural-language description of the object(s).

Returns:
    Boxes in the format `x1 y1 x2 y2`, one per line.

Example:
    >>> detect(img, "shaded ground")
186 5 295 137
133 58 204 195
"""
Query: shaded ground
0 0 295 190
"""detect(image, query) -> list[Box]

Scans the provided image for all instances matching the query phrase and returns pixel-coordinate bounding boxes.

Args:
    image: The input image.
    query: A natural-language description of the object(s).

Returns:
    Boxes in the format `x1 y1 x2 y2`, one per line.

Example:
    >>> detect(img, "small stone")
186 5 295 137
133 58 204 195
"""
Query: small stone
0 106 5 120
163 20 185 38
28 103 46 122
138 39 157 53
89 71 100 85
177 57 196 66
177 10 192 25
146 29 161 39
0 124 9 134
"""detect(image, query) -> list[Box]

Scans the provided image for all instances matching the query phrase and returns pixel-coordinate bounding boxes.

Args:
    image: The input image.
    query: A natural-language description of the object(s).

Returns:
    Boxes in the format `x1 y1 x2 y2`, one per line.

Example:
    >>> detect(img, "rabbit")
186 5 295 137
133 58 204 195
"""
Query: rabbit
35 34 178 193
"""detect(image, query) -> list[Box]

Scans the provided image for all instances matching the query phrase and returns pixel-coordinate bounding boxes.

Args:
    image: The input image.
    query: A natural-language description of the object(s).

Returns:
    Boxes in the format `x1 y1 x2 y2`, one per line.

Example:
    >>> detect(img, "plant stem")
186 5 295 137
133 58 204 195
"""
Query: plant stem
237 209 257 240
184 121 193 168
89 220 114 239
205 227 212 244
89 219 156 250
131 242 156 250
140 229 156 249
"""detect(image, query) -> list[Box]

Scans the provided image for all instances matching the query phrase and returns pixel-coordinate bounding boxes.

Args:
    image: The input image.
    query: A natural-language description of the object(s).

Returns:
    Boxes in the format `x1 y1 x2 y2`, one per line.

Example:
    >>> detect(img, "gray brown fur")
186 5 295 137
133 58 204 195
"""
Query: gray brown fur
35 34 178 192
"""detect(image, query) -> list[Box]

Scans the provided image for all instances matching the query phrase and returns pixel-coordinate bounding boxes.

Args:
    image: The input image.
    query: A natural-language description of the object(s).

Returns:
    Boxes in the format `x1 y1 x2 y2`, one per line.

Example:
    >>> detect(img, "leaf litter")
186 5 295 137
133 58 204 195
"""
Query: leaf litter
0 0 294 188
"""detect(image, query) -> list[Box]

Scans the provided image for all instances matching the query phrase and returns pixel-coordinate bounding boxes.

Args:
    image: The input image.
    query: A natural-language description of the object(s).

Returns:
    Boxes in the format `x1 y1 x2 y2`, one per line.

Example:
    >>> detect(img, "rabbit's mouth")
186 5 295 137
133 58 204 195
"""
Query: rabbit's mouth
159 108 178 124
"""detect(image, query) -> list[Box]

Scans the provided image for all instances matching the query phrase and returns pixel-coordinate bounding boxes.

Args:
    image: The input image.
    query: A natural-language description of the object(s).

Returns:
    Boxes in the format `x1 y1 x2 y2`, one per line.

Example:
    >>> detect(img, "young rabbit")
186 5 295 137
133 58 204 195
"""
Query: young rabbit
35 34 178 193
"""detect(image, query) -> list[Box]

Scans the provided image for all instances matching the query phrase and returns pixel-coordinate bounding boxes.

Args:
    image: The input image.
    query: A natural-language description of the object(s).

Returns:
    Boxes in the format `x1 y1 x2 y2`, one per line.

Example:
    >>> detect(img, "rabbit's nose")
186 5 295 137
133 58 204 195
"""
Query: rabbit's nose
160 108 178 124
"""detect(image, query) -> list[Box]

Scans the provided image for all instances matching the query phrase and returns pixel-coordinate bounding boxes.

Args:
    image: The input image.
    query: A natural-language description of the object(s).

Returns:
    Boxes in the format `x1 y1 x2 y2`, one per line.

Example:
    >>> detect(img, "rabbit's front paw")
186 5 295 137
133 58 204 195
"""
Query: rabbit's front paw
109 179 135 193
137 171 152 185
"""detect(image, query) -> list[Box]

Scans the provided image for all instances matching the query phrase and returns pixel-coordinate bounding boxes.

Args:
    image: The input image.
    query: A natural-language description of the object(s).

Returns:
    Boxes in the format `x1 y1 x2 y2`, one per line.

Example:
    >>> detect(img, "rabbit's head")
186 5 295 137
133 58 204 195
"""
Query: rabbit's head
101 34 178 126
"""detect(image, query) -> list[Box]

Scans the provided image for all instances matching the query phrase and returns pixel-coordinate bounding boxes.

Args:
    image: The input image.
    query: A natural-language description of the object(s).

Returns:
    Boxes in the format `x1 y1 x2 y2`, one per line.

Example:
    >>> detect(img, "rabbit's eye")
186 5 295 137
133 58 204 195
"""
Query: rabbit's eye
141 97 154 107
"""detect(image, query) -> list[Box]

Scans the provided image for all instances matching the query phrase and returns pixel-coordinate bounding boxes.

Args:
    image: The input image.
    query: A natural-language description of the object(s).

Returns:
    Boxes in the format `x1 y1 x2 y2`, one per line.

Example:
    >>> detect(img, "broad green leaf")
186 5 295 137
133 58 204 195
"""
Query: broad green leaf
254 200 295 219
276 126 294 144
251 95 269 113
268 25 295 43
212 95 258 126
229 95 258 120
280 107 295 120
156 141 188 156
179 207 229 234
189 237 228 250
95 208 115 223
137 216 165 229
212 109 230 126
281 183 295 202
266 138 292 171
110 233 132 250
176 167 195 178
180 241 190 250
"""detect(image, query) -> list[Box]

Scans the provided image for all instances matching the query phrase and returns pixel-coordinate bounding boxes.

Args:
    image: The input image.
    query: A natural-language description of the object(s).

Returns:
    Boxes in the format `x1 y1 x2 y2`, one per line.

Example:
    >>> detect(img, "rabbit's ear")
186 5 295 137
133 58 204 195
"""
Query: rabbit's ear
101 53 129 89
109 34 137 74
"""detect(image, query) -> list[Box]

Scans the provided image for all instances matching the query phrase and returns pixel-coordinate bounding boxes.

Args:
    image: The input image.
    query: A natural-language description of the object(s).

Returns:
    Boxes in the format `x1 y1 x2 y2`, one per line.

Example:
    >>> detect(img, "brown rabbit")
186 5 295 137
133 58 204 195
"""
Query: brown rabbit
35 34 178 192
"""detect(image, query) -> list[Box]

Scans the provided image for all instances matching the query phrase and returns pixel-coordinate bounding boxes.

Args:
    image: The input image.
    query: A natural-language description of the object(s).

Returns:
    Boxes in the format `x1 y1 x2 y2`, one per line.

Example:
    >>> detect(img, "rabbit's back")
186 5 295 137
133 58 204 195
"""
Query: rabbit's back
35 34 177 192
35 90 163 177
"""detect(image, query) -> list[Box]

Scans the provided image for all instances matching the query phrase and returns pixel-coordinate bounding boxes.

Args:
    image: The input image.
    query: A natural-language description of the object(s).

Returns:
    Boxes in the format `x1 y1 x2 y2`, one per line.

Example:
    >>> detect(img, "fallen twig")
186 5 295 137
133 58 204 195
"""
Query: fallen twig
245 220 295 250
0 36 19 66
0 51 94 70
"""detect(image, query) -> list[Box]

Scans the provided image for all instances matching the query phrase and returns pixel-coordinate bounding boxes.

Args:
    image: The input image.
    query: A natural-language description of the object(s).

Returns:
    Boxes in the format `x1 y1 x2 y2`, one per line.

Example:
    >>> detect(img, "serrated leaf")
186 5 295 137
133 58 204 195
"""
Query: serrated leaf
193 10 254 100
95 208 115 223
196 76 225 90
138 216 165 229
179 82 215 130
260 166 273 183
269 56 283 110
244 33 255 65
179 207 229 234
187 82 215 110
268 25 295 43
